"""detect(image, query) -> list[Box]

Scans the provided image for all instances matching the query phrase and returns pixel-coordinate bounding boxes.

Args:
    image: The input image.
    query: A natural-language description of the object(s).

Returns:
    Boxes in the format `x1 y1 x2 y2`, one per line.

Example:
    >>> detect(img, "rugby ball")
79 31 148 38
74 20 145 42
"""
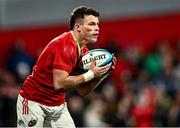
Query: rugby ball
80 49 113 71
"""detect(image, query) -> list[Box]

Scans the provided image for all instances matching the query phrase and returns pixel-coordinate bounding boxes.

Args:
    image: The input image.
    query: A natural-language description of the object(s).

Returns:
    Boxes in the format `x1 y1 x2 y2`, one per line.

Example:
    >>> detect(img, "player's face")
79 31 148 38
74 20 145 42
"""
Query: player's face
80 15 99 43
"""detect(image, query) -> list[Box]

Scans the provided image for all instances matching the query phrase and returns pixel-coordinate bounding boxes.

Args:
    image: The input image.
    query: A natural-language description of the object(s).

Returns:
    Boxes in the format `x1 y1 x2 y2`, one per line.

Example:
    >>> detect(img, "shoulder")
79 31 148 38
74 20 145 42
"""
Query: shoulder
52 32 72 42
48 32 76 52
47 32 77 57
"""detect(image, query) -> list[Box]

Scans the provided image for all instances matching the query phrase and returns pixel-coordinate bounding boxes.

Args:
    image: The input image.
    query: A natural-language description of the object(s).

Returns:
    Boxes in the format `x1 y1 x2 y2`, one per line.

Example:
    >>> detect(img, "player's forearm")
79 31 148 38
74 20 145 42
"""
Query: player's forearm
54 74 85 90
75 78 100 96
75 74 108 96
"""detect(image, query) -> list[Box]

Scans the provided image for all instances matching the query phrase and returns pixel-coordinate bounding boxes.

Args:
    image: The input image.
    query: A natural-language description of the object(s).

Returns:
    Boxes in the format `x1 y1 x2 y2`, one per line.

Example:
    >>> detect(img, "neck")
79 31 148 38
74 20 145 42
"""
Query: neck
70 30 86 48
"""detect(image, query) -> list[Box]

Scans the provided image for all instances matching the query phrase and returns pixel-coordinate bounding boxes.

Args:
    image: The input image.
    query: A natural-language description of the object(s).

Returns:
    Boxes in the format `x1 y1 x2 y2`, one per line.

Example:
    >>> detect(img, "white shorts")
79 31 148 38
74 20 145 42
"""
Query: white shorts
16 94 75 128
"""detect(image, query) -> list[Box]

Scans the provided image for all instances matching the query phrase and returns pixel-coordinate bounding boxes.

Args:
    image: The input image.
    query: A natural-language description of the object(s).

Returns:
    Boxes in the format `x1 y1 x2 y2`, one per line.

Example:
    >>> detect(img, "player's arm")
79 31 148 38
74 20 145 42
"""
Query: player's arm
53 63 111 91
74 74 108 96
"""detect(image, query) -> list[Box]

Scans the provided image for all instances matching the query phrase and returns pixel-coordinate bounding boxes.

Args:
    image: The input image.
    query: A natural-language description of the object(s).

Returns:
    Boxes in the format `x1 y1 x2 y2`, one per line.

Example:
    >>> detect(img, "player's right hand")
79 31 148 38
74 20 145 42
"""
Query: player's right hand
89 61 111 78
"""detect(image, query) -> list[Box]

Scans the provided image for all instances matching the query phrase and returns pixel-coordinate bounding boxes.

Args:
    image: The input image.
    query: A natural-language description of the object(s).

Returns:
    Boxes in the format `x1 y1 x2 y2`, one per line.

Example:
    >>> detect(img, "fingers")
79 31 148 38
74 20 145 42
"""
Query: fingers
112 54 117 64
89 61 96 70
89 54 117 77
91 63 111 77
102 63 111 69
98 63 111 75
111 65 115 69
111 53 117 70
111 59 116 70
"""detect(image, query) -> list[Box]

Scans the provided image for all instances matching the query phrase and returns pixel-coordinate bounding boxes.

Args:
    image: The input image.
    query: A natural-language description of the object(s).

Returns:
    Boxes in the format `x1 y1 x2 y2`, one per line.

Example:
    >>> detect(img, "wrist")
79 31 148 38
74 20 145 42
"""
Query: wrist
83 70 94 82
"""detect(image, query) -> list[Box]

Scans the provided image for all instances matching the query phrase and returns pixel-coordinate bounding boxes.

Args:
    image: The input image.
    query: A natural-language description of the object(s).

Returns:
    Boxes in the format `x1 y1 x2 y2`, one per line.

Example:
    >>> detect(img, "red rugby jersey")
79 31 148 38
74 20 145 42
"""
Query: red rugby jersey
19 32 89 106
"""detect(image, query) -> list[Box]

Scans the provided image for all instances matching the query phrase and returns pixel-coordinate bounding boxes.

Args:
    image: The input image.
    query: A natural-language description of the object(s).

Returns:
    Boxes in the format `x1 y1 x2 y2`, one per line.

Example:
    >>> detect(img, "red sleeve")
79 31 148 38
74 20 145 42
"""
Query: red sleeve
53 40 77 73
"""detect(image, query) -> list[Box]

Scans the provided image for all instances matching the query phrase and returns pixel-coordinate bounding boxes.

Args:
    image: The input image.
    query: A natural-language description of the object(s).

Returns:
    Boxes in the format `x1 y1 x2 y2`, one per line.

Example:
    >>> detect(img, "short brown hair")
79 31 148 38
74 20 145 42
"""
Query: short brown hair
69 6 100 30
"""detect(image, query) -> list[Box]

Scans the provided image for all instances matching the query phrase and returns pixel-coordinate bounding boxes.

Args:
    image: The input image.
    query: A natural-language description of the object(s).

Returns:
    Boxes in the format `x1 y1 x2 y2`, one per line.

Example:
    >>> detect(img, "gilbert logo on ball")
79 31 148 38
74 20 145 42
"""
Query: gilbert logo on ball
80 49 113 71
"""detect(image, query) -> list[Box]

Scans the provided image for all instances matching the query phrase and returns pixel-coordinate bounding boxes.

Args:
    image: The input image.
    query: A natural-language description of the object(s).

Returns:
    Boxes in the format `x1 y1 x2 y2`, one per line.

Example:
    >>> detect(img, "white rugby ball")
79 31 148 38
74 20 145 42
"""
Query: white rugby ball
80 49 113 71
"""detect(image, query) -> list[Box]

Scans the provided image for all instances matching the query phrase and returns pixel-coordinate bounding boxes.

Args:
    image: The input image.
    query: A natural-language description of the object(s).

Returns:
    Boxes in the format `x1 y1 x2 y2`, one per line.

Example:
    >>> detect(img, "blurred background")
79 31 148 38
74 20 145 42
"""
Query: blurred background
1 0 180 127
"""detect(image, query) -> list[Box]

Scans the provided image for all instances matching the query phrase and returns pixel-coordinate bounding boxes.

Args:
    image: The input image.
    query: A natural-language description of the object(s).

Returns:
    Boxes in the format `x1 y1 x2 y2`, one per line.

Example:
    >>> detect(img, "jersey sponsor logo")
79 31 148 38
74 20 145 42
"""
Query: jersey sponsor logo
22 98 29 115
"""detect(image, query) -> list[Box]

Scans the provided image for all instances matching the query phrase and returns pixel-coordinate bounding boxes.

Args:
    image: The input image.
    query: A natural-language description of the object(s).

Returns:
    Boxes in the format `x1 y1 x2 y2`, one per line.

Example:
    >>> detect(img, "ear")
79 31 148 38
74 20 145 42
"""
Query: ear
74 23 81 33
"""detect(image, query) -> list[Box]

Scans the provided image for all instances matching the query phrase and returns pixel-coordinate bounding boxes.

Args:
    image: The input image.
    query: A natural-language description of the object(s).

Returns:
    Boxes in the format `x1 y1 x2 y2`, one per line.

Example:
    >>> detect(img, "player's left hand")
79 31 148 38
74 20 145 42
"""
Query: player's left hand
110 53 117 70
100 53 116 80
